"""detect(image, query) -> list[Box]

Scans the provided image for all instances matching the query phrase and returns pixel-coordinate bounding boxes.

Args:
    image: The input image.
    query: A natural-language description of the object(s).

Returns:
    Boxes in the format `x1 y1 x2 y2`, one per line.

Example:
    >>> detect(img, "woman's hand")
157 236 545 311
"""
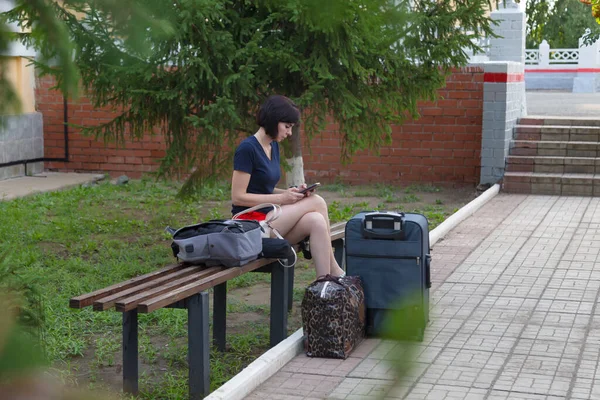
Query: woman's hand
298 183 313 197
279 188 305 205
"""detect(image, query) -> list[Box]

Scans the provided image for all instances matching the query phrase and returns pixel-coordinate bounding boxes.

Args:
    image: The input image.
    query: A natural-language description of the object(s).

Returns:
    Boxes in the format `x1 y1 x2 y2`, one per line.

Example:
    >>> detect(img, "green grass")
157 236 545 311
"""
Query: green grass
328 201 370 223
403 184 441 194
320 182 350 195
0 178 468 398
400 194 421 203
0 179 243 396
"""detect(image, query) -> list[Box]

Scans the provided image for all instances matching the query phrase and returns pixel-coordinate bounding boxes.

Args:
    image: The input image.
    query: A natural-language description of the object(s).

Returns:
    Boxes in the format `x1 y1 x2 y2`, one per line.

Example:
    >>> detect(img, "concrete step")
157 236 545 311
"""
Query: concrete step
511 141 600 157
506 156 600 174
519 117 600 127
514 125 600 142
503 172 600 196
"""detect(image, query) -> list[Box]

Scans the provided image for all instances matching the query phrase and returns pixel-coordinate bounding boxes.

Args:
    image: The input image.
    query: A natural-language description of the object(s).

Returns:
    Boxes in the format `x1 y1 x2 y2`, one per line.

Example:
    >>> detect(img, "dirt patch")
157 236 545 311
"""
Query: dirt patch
37 241 69 258
62 334 175 393
228 283 270 306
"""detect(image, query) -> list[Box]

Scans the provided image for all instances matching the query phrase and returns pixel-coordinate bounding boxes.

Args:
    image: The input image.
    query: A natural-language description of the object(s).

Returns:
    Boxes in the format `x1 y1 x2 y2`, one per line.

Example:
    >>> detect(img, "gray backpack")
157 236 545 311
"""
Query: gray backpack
170 220 263 267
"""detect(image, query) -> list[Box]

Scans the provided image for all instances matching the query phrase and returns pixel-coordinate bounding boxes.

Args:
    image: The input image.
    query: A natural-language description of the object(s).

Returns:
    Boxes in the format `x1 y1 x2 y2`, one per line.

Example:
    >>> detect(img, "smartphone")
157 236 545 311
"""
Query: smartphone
299 182 320 194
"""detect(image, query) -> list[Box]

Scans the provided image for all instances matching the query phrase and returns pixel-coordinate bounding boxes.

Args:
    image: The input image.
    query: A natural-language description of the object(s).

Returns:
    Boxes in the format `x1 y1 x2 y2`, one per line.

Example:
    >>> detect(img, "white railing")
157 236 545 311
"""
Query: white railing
525 31 600 92
525 37 599 70
525 50 539 65
526 43 580 66
549 49 579 64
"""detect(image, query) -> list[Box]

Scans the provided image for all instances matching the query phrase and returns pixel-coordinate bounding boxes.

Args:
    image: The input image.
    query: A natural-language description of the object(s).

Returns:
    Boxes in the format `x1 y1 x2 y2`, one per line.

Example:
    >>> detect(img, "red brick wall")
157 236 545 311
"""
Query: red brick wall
36 66 484 184
36 77 165 178
303 67 484 186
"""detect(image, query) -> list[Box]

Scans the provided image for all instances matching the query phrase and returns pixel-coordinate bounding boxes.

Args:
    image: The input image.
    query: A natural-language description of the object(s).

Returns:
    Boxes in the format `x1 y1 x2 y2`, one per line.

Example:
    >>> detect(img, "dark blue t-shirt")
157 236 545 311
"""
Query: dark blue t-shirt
231 136 281 215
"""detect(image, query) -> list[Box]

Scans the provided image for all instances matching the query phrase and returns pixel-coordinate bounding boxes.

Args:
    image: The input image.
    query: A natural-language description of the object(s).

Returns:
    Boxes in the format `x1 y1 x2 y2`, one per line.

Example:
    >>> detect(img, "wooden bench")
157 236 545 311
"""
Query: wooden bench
69 221 347 399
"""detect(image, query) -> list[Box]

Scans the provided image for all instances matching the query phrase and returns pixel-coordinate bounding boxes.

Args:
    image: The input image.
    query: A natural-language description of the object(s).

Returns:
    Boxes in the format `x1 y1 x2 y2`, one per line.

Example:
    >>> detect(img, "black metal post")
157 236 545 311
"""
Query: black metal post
333 238 345 270
270 262 289 347
213 282 227 352
188 292 210 400
287 265 295 312
122 310 138 395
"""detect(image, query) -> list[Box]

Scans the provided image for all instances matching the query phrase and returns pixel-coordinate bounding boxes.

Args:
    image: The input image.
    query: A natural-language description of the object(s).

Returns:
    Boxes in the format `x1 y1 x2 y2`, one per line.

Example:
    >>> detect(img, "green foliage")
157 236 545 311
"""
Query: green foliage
526 0 552 48
5 0 494 196
1 1 173 98
527 0 599 48
0 250 47 380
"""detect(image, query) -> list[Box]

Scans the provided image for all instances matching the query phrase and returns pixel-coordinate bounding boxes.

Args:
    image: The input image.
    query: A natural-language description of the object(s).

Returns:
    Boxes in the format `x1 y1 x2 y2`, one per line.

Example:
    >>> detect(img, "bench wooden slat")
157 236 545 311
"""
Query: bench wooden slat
331 222 346 230
69 263 185 309
93 266 204 311
330 222 346 241
138 258 274 313
116 267 222 312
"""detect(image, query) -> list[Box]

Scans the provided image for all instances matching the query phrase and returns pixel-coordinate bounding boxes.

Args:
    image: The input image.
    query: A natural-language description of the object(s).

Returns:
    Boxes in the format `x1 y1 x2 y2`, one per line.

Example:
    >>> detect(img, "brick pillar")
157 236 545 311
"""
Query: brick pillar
477 0 527 185
478 62 524 185
489 0 527 117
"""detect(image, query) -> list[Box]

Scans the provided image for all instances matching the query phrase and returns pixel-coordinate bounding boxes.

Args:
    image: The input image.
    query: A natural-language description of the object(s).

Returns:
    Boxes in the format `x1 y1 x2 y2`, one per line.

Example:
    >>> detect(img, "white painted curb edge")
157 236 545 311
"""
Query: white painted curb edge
430 183 500 247
204 329 304 400
204 183 501 400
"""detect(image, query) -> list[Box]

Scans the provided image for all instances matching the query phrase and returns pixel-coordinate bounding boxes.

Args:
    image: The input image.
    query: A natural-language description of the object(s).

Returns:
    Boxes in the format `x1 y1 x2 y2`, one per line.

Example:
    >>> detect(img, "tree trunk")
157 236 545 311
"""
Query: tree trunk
285 124 305 187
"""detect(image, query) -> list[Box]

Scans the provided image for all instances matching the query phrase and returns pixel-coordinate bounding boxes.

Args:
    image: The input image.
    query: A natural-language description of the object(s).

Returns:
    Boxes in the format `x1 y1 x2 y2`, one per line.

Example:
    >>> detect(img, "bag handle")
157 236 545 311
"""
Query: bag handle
169 220 245 237
232 203 284 239
232 203 281 224
202 220 247 232
232 204 297 268
314 274 343 285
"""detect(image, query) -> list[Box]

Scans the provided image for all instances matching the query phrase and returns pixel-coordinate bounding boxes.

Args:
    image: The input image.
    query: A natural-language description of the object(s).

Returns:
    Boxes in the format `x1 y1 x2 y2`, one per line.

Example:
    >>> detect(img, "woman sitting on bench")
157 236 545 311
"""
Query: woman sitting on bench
231 95 345 278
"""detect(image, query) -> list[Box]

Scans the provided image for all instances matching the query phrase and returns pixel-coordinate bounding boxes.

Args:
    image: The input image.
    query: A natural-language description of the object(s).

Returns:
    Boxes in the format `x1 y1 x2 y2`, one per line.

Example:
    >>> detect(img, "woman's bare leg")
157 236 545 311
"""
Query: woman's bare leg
278 212 332 277
269 195 344 276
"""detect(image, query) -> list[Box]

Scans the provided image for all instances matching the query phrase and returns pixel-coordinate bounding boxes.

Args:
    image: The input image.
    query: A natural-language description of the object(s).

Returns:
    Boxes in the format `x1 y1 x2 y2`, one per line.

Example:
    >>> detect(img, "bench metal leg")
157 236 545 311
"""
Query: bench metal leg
333 238 345 271
213 282 227 352
188 291 210 400
123 309 138 395
287 265 294 312
270 262 289 347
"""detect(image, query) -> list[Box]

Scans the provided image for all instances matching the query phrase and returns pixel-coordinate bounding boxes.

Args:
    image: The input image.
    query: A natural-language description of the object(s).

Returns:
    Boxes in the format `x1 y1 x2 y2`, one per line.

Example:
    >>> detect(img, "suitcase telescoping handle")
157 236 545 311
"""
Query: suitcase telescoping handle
426 254 432 288
362 212 405 240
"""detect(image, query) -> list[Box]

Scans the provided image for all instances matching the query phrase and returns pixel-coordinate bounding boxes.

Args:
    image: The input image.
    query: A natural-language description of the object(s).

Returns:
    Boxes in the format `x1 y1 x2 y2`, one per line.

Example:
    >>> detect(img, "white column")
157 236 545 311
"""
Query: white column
539 40 550 67
573 29 600 93
489 1 526 65
488 1 527 118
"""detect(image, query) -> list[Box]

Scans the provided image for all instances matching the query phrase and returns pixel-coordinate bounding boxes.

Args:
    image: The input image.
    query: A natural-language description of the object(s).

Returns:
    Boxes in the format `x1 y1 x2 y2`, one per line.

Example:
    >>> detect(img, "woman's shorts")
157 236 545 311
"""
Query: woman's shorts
234 211 268 221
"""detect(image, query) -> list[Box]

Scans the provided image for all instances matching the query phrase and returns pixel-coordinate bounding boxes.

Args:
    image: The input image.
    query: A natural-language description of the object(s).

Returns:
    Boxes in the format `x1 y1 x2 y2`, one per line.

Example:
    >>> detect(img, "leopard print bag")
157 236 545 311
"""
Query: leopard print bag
301 274 366 359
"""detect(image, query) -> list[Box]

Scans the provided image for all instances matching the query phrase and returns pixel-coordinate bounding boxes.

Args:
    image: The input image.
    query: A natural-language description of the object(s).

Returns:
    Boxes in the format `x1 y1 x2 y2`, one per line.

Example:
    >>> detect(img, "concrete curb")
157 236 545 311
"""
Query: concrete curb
429 183 500 247
204 329 304 400
204 183 502 400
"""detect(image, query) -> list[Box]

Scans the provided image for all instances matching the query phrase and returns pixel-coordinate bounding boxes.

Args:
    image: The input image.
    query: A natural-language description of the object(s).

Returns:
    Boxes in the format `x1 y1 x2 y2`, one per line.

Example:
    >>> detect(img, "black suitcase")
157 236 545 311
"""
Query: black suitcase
345 211 431 340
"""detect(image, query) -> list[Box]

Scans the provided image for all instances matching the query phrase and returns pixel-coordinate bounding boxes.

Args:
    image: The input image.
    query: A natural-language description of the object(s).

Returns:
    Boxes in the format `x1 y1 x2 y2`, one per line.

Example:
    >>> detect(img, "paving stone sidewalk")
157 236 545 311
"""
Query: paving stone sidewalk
0 172 102 200
247 193 600 399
